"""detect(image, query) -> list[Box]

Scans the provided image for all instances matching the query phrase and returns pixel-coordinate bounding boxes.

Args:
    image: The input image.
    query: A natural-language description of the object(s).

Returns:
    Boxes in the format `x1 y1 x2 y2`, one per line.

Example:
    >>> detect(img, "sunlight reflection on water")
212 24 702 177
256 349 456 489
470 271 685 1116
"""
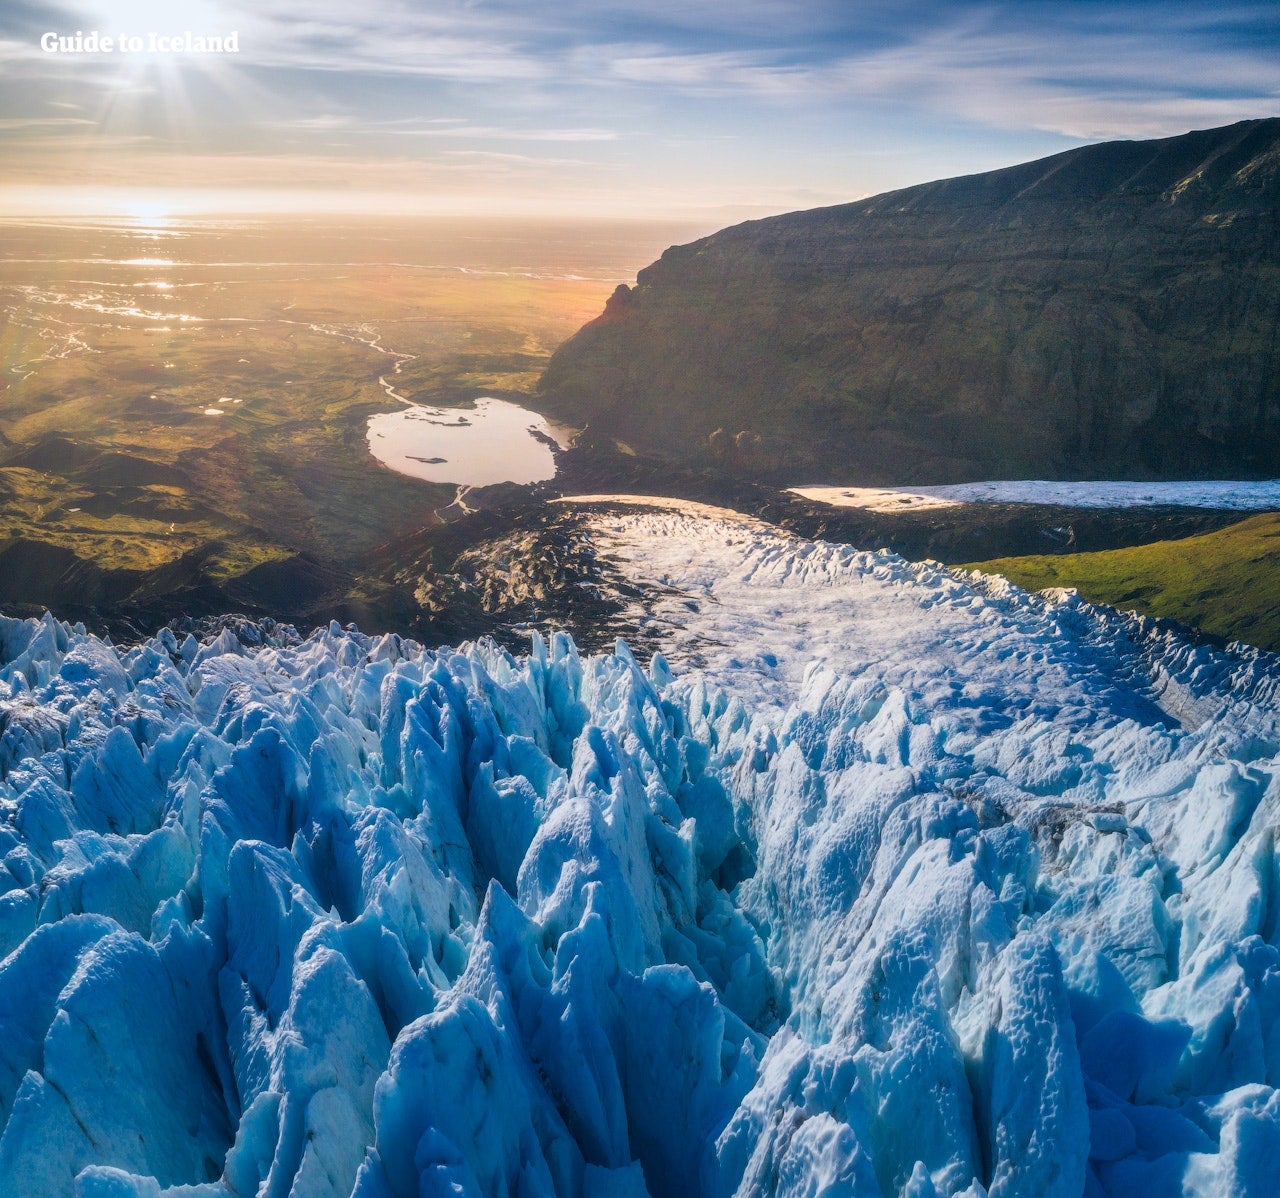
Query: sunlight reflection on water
367 398 572 486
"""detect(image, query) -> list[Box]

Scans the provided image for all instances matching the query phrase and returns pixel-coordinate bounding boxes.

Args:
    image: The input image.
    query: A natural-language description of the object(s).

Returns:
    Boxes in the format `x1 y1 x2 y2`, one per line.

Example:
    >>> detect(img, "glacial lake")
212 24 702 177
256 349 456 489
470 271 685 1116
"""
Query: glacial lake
367 398 572 486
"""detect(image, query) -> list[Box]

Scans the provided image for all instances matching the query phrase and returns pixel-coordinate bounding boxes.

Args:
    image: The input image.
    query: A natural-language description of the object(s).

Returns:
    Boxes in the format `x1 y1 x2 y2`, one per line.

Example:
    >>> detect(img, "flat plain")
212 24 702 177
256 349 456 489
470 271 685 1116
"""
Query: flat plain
1 216 695 572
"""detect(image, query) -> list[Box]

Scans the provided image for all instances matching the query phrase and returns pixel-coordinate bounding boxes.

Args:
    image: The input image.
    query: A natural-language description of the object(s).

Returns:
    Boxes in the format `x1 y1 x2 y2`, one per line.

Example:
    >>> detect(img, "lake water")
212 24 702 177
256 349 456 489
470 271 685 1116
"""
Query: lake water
367 398 573 486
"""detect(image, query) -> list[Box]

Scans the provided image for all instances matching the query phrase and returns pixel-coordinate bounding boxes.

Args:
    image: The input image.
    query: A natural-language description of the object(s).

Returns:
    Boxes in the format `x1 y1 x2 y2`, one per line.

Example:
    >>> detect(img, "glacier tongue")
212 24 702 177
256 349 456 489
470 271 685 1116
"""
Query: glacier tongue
2 504 1280 1197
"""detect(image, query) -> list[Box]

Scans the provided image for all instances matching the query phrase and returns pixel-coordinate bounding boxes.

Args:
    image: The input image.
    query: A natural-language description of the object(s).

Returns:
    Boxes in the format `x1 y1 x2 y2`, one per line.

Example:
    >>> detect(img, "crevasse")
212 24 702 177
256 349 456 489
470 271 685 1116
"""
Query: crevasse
1 515 1279 1197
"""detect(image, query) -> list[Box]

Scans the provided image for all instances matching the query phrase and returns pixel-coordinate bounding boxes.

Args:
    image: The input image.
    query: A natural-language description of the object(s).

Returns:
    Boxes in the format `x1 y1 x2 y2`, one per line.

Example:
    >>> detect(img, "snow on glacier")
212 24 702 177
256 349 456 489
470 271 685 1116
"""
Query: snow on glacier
3 500 1280 1197
790 480 1280 512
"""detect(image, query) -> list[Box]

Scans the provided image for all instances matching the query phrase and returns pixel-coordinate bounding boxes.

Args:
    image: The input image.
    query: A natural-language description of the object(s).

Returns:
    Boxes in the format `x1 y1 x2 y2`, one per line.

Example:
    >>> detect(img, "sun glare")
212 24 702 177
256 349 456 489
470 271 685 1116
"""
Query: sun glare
93 0 223 34
124 200 172 228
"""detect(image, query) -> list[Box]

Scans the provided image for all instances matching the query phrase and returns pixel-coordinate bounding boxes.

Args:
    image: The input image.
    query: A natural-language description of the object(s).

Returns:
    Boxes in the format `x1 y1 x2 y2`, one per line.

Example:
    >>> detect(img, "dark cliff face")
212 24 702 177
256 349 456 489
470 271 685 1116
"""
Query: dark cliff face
538 119 1280 483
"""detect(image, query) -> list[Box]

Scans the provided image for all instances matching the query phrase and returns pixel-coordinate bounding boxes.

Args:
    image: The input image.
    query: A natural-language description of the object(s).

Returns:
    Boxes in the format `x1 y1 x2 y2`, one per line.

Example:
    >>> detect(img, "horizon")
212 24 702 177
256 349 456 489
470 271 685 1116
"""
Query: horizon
0 186 789 225
5 115 1275 227
2 1 1276 221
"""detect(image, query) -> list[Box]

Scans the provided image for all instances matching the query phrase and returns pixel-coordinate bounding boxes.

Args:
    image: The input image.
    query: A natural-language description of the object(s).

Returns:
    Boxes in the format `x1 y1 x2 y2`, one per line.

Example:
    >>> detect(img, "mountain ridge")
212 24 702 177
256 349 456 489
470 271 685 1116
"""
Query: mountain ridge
537 118 1280 482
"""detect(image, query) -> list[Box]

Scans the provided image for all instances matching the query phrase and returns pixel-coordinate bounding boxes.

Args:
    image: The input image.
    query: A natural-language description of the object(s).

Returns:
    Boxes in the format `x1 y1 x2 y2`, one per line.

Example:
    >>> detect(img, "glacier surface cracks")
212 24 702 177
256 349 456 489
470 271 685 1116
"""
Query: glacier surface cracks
0 501 1279 1197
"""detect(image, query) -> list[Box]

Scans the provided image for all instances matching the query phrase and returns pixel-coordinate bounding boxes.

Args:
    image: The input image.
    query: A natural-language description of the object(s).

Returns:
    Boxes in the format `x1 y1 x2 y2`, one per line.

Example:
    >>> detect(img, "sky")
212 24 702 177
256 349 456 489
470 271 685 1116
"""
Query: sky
0 0 1276 219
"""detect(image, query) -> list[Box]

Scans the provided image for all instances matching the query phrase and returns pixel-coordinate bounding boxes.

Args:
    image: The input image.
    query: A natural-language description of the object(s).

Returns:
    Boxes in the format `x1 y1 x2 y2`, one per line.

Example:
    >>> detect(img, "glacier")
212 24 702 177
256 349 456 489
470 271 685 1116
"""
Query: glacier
2 498 1280 1197
789 480 1280 512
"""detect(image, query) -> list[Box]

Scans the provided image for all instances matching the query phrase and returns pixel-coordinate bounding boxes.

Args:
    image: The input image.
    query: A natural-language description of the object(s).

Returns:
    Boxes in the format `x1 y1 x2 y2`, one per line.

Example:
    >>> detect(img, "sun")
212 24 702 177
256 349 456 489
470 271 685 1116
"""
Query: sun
122 198 172 227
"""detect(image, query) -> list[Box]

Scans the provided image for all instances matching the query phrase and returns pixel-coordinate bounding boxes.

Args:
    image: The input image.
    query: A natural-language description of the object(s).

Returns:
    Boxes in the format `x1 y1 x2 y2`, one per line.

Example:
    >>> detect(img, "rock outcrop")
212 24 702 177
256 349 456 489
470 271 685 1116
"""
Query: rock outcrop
538 119 1280 482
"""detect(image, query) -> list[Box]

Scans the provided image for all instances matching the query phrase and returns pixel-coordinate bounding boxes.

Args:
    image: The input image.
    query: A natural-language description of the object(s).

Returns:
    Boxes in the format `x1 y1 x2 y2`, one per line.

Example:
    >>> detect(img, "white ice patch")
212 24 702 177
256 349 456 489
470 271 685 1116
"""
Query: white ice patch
793 480 1280 511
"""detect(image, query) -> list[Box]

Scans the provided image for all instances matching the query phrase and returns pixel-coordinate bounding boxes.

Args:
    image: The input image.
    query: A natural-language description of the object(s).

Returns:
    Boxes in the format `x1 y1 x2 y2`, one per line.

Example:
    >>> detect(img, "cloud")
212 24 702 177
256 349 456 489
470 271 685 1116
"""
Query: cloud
0 115 93 126
388 124 617 142
820 16 1280 139
217 4 552 82
5 0 1276 136
601 47 811 95
439 148 601 168
584 7 1278 139
268 114 357 130
0 0 1275 211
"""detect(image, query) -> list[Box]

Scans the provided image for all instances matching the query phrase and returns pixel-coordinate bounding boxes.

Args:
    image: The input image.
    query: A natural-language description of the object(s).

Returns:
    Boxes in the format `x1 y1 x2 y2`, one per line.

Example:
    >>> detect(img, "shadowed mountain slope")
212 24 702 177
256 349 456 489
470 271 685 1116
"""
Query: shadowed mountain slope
538 119 1280 482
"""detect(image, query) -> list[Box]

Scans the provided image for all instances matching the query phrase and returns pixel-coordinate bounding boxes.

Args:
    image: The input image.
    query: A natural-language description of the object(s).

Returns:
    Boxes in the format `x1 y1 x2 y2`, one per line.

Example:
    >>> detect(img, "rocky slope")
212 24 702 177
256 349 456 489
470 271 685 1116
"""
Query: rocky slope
538 119 1280 483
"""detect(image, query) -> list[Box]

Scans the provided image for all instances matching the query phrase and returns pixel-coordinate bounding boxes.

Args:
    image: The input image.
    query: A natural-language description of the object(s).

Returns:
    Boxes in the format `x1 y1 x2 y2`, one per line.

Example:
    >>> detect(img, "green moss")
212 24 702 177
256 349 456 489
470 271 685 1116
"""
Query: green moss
968 512 1280 650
